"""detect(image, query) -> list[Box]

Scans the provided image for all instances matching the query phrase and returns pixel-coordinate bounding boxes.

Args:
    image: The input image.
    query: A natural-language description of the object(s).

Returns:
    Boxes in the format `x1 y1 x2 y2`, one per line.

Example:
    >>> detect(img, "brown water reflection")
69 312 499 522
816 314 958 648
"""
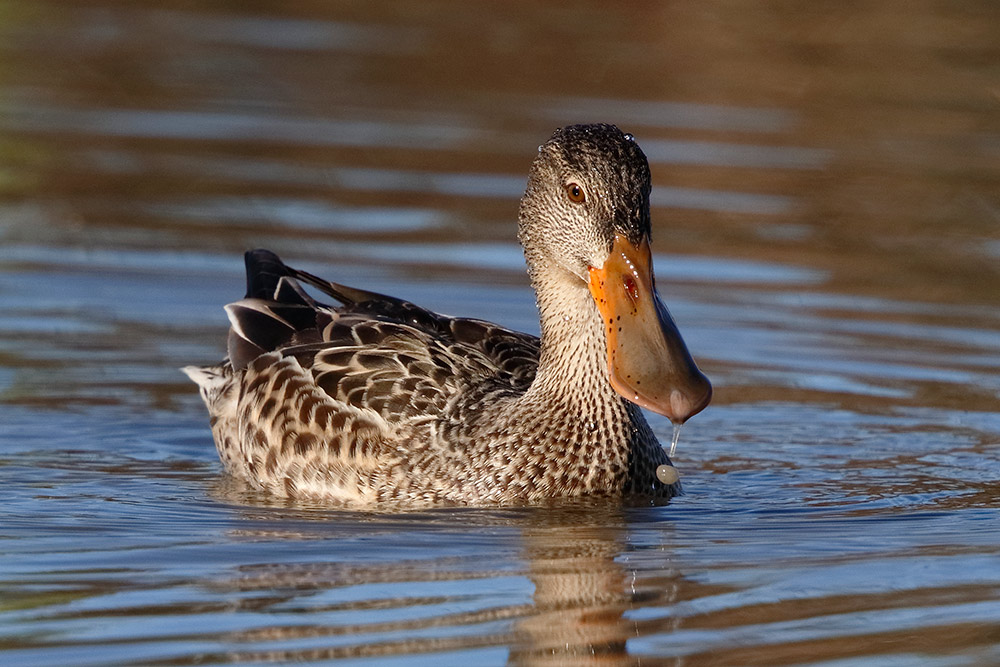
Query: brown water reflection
1 1 999 666
3 1 998 305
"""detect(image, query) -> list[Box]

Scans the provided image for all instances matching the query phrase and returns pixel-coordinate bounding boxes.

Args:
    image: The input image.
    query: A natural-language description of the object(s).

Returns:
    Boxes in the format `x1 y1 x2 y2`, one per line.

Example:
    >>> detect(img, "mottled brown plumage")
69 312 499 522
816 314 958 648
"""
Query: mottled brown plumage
185 124 711 506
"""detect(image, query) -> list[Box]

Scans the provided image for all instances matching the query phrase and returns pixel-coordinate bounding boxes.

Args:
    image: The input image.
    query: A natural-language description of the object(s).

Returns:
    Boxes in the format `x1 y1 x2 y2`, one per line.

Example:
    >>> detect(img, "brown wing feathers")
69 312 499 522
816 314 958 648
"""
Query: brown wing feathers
226 249 541 418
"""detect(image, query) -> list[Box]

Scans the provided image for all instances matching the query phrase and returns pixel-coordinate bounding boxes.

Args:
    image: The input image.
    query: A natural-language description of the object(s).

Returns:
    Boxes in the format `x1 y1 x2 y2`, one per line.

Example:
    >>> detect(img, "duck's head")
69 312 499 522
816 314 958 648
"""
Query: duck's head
518 123 712 424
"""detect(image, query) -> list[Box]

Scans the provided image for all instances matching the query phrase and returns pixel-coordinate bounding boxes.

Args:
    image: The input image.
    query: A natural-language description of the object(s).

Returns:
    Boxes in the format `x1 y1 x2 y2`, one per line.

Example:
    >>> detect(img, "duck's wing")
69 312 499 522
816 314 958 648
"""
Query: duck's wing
226 250 540 425
281 253 540 386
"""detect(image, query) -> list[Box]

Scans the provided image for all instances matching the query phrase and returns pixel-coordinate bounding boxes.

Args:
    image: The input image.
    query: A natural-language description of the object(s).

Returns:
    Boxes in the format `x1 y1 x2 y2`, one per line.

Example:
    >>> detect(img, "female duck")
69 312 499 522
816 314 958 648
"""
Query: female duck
185 124 711 505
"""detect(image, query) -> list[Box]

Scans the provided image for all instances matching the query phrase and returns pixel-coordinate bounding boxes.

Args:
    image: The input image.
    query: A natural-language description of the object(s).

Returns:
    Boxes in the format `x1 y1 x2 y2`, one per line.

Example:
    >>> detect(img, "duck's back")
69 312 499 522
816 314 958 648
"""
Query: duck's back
186 250 541 502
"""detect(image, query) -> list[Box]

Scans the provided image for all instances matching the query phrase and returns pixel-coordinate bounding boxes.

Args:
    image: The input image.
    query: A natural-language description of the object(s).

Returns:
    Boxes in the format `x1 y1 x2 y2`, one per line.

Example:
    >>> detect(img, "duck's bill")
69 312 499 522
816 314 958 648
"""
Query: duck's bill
588 234 712 423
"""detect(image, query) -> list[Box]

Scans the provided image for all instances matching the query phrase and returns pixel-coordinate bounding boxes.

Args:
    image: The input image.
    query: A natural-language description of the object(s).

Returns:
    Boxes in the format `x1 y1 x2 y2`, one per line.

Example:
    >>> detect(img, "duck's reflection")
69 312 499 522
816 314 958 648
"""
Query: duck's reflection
205 484 682 665
508 506 639 666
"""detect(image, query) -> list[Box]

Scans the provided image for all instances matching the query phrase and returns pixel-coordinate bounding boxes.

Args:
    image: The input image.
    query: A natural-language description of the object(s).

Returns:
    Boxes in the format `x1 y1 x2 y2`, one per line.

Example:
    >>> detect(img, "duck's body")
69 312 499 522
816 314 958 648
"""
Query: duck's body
186 124 711 506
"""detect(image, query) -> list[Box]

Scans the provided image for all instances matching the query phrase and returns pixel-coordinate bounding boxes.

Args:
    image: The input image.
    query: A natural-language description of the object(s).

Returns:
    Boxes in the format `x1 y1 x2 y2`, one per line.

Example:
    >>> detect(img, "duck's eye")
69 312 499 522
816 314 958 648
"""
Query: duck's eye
565 183 586 203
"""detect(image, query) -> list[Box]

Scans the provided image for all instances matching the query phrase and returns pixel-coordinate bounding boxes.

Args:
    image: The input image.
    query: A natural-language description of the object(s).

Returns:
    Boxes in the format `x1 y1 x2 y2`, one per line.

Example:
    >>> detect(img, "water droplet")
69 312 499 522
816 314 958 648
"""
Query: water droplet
669 422 682 458
656 464 679 485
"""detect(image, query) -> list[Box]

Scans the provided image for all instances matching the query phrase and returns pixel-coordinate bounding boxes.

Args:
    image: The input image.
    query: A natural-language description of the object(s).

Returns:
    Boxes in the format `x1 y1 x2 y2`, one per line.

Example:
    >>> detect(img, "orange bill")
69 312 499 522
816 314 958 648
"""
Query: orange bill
588 234 712 423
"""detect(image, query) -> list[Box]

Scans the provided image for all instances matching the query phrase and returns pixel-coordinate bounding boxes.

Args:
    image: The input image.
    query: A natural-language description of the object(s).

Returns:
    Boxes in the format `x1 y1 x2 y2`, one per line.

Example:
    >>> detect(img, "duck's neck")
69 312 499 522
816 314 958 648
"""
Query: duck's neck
497 257 667 496
524 264 622 413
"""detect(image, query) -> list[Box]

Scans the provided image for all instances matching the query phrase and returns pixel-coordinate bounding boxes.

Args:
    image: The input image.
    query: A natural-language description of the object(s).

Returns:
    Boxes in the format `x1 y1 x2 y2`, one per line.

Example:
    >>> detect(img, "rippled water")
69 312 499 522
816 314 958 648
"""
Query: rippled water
2 2 999 665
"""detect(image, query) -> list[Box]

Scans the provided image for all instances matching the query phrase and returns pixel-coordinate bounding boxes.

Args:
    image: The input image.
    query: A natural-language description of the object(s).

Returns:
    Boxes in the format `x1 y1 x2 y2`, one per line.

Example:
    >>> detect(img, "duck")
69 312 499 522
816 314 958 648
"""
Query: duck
184 123 712 506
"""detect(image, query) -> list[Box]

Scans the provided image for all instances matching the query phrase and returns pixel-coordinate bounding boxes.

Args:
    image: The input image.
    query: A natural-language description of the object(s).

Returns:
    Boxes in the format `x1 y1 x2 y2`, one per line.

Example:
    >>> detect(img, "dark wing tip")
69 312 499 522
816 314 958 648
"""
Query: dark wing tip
244 249 372 307
244 249 292 300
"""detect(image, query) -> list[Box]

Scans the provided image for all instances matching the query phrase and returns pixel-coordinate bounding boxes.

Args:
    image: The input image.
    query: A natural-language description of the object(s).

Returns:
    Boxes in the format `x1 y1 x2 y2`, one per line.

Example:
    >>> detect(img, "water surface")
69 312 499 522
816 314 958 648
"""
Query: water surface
1 1 999 665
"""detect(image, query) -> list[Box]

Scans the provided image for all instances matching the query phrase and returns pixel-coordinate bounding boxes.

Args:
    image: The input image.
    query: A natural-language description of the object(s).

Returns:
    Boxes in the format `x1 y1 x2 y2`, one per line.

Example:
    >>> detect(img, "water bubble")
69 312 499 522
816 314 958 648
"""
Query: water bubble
656 464 679 485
